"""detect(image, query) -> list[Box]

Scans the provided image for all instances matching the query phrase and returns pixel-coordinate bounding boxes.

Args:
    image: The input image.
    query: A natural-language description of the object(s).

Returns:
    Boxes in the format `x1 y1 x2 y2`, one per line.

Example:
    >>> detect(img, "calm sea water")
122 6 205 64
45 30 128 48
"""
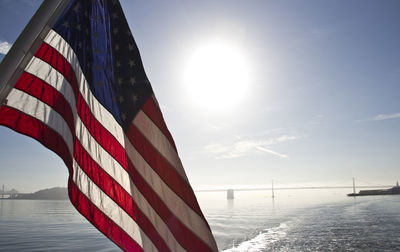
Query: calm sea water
1 189 400 251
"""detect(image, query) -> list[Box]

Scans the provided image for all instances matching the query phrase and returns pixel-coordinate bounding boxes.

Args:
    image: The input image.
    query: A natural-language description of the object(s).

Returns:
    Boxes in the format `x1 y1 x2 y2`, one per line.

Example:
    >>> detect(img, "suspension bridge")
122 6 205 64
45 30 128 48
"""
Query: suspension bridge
194 178 397 199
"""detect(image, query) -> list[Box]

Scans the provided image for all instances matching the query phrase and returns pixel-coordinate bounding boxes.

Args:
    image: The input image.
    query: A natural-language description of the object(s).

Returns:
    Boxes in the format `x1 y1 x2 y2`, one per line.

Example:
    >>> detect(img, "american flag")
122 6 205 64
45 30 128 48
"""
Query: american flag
0 0 218 251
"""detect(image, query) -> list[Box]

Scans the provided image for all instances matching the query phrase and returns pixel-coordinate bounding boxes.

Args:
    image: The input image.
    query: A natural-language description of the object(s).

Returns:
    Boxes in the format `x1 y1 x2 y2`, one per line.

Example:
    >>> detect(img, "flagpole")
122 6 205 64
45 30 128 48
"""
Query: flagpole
0 0 69 106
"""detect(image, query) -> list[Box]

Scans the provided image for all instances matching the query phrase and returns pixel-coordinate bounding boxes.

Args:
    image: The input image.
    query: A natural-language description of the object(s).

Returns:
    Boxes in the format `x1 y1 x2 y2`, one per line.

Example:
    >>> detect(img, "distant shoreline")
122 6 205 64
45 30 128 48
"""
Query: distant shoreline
0 198 69 200
0 187 68 200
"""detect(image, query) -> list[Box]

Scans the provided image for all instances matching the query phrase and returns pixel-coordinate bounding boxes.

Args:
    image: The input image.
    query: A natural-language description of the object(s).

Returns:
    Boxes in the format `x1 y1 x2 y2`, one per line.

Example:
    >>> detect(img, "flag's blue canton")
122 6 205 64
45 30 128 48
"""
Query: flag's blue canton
53 0 153 131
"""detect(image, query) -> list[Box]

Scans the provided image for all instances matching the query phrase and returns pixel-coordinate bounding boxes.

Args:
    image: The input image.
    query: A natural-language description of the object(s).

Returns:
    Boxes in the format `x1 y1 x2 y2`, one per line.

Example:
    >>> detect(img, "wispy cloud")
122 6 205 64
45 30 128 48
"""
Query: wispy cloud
204 135 298 159
0 41 12 55
256 146 288 159
364 113 400 121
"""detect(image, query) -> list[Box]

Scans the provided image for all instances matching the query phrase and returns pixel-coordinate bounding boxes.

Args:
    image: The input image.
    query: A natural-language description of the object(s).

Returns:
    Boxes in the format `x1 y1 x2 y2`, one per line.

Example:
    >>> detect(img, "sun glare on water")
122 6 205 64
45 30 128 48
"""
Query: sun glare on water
183 41 251 112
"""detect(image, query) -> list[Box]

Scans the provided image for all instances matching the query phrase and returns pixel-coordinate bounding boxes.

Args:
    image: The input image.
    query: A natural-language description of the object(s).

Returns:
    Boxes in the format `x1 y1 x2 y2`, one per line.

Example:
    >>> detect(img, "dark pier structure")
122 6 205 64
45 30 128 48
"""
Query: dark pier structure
348 182 400 197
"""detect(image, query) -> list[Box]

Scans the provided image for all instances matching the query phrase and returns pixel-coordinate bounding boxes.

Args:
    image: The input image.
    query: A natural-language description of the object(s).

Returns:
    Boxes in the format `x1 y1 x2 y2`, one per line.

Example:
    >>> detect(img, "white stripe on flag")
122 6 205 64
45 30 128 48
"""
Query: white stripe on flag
129 177 186 252
24 57 77 114
133 110 188 181
74 115 132 193
72 160 155 251
6 88 73 155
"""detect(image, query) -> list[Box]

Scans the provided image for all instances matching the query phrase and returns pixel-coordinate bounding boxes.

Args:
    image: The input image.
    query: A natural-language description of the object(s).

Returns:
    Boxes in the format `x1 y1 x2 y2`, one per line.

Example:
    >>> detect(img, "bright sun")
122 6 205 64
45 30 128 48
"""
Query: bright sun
183 41 250 111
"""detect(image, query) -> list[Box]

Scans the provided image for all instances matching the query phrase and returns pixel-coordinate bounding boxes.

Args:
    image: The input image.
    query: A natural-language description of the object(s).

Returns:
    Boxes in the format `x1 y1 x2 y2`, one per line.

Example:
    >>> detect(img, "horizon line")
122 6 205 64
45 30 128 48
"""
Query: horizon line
194 185 395 192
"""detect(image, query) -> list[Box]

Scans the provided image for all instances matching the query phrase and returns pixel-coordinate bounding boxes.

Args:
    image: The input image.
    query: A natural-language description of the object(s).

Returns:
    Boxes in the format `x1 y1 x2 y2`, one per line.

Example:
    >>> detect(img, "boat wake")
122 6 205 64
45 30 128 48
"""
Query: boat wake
223 222 289 252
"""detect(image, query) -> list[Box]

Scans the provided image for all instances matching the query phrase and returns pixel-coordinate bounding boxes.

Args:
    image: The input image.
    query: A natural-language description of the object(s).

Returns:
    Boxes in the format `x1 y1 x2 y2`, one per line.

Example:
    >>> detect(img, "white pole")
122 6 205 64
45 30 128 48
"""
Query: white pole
353 177 356 194
0 0 68 105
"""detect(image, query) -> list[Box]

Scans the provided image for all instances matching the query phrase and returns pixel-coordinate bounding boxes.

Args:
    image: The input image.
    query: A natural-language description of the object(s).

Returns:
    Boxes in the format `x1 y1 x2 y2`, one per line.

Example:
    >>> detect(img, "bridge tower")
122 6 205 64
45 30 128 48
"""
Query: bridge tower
227 189 234 199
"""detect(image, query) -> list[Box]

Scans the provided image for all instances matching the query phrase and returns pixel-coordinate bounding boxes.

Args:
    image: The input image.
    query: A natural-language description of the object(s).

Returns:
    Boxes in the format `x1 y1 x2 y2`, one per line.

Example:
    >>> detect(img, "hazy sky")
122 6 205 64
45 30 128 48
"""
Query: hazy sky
0 0 399 192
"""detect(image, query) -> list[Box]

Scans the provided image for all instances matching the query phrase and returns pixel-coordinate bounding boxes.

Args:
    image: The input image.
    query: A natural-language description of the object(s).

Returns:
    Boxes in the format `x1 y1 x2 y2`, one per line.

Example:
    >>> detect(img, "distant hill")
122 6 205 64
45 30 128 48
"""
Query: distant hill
15 187 68 200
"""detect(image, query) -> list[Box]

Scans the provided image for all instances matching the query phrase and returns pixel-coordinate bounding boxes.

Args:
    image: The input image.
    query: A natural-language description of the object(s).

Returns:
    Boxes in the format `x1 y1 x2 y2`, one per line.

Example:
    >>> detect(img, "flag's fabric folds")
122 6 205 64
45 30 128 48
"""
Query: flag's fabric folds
0 0 218 251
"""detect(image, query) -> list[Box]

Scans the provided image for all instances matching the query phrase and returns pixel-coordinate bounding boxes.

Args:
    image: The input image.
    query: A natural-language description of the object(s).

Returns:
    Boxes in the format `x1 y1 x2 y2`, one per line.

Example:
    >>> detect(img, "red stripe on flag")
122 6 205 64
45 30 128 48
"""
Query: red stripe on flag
35 42 79 96
13 72 75 133
76 95 128 169
74 140 170 251
0 106 72 172
127 160 213 252
35 42 128 170
142 98 177 151
68 179 143 252
74 139 135 216
126 124 205 219
133 200 171 252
